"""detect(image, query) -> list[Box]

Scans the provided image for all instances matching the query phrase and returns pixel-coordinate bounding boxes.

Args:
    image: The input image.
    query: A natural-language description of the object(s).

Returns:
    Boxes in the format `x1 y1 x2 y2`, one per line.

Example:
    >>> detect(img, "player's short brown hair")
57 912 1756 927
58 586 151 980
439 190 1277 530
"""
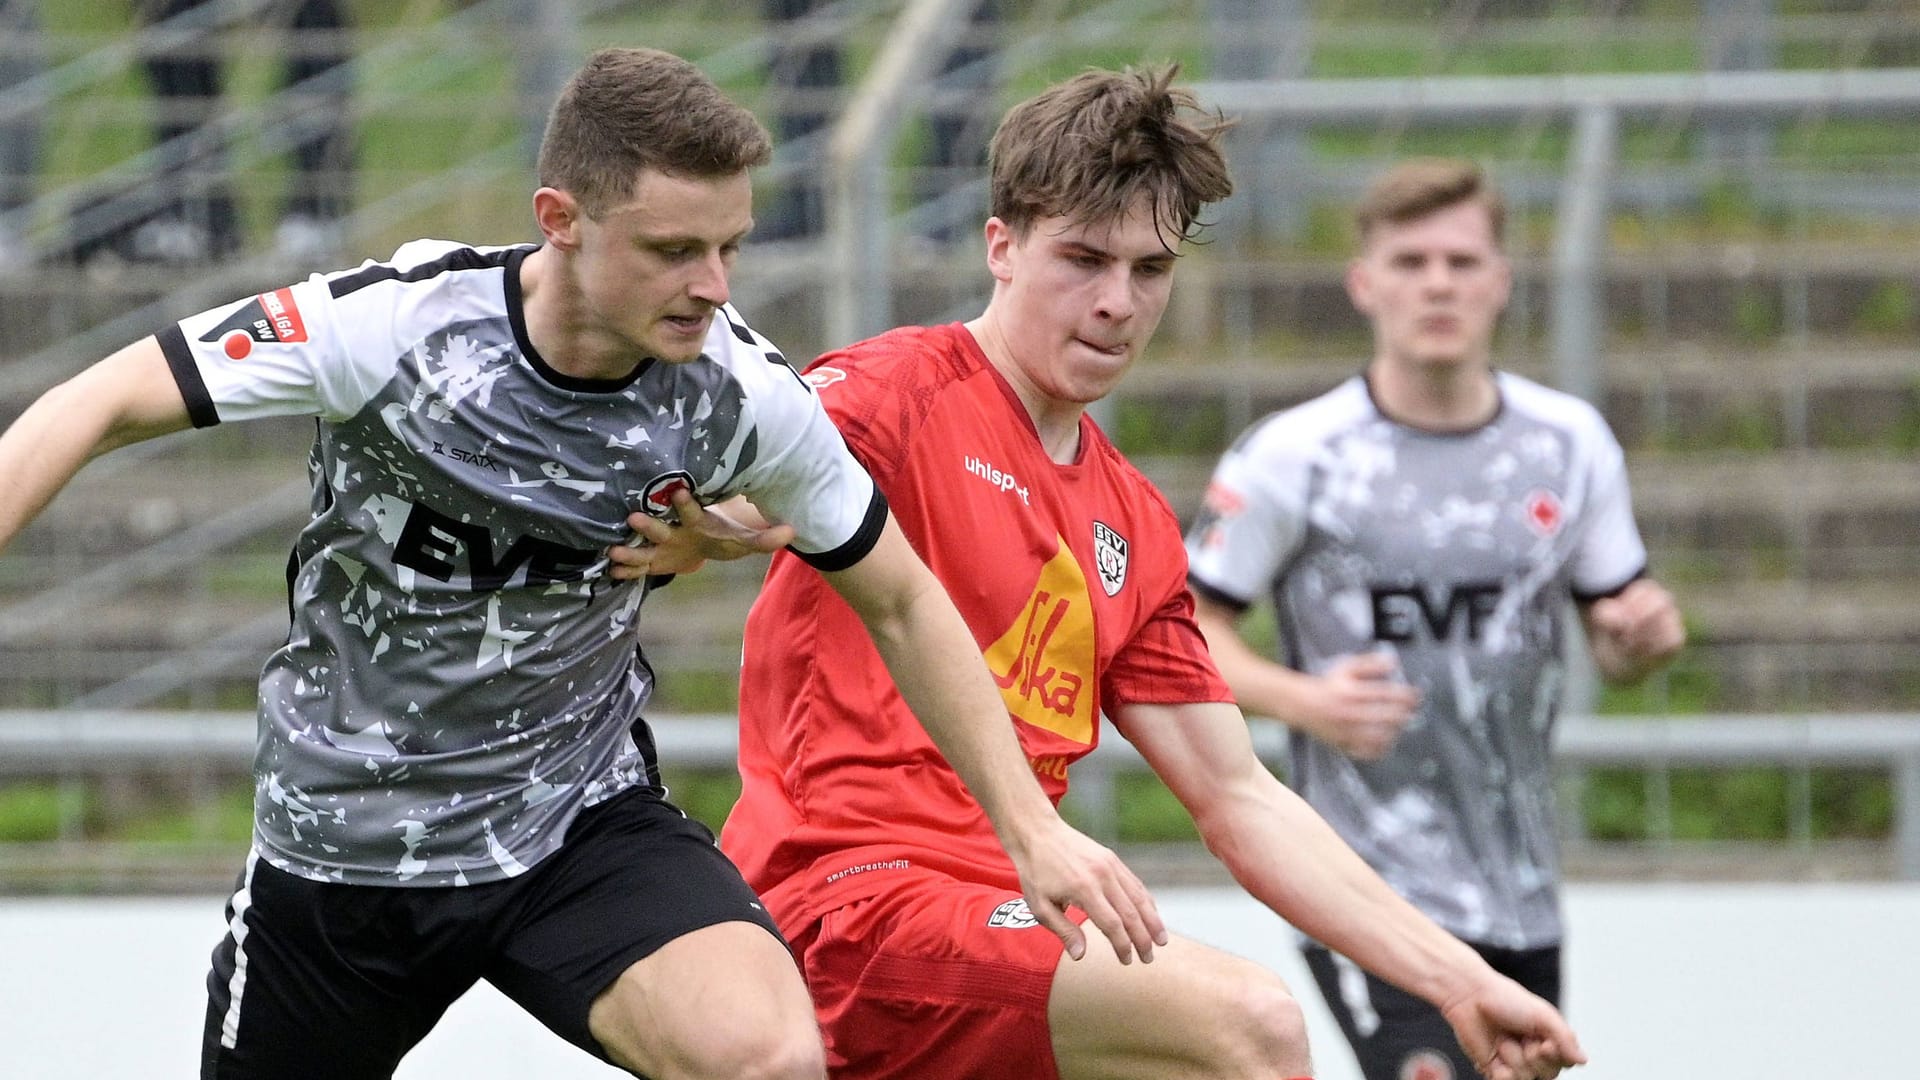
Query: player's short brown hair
537 47 772 219
1353 157 1506 247
988 64 1234 249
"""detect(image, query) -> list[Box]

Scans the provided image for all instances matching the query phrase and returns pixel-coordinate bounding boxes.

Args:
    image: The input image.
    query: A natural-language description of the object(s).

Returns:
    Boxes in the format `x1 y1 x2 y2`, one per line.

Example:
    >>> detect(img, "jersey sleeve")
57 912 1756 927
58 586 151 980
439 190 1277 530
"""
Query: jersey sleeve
796 342 913 490
1569 418 1648 600
718 312 886 571
1102 584 1235 708
156 259 430 426
1183 414 1310 611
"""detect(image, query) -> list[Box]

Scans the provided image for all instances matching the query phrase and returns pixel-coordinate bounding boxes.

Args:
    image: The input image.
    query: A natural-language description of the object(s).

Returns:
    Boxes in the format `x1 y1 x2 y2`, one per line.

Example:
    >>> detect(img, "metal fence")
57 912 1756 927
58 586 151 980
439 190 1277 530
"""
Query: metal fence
3 708 1916 880
4 1 1919 884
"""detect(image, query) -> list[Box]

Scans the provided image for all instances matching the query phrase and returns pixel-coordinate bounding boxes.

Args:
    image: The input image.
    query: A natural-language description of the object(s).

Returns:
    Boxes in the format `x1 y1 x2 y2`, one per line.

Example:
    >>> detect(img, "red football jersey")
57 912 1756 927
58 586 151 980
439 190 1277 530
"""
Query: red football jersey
720 323 1231 925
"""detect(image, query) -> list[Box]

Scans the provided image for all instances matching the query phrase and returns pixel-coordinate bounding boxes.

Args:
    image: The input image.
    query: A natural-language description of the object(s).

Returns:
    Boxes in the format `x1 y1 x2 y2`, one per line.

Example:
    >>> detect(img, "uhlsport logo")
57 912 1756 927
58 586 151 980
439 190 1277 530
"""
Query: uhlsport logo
638 471 696 520
964 454 1029 505
1093 521 1128 596
197 287 308 360
985 898 1040 929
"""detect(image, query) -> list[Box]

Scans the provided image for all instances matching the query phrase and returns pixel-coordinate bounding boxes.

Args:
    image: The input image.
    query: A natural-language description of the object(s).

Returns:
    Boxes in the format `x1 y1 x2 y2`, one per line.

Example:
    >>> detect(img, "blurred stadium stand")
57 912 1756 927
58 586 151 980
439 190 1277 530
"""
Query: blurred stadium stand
2 0 1918 889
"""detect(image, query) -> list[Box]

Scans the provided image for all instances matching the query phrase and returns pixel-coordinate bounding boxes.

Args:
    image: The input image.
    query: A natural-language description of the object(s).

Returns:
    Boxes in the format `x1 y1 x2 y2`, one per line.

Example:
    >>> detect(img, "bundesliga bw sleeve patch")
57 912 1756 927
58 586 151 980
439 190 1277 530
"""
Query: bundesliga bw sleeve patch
200 288 310 360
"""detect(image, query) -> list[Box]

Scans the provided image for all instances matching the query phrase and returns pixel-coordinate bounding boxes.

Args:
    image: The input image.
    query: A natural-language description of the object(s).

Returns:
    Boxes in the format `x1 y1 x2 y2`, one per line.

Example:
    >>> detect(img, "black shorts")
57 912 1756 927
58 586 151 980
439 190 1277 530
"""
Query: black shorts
1302 940 1561 1080
201 787 784 1079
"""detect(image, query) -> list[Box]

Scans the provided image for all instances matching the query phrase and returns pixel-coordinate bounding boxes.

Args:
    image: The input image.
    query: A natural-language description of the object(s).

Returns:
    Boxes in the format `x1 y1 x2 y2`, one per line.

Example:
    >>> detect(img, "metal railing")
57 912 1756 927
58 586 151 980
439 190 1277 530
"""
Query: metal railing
3 708 1916 880
828 63 1920 380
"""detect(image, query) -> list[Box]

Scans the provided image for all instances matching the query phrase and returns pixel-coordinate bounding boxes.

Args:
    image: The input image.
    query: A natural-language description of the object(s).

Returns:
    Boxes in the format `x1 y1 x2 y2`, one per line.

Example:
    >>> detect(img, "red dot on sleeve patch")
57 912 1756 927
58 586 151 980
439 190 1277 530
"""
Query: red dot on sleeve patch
223 330 254 360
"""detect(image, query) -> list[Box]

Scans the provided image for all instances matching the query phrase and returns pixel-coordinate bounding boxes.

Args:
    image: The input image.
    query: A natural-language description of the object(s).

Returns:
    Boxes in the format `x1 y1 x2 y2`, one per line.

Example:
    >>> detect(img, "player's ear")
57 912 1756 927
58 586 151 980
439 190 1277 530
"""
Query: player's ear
1344 256 1374 314
983 216 1016 284
533 187 584 251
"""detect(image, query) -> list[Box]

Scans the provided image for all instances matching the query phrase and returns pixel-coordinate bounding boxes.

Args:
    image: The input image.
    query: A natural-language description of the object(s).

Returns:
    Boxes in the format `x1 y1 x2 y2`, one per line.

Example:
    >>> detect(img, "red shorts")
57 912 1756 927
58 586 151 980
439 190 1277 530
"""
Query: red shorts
788 865 1081 1080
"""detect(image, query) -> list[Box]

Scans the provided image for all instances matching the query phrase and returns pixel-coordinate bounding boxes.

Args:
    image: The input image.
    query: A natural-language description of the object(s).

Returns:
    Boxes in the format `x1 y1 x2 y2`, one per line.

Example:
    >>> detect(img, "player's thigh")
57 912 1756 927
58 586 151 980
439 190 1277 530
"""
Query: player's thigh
484 789 815 1077
1303 944 1467 1080
1050 930 1309 1080
592 921 821 1079
797 877 1069 1080
202 853 478 1080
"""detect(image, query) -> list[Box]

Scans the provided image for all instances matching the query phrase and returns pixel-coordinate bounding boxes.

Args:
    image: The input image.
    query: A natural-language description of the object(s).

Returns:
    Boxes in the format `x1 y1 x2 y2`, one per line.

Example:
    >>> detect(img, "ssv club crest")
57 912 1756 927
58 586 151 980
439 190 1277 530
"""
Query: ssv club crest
1093 521 1128 596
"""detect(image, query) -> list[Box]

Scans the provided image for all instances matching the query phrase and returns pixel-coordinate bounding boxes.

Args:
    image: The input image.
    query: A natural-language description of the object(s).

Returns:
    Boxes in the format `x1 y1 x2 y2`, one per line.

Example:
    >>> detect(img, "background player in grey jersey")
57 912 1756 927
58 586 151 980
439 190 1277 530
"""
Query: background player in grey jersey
0 47 1162 1080
1185 158 1685 1080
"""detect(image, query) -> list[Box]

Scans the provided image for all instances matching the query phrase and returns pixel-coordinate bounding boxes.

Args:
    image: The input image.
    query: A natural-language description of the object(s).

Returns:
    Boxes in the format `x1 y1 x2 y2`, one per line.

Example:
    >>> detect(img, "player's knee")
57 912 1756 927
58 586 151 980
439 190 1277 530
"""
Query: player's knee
669 1023 825 1080
1214 974 1312 1077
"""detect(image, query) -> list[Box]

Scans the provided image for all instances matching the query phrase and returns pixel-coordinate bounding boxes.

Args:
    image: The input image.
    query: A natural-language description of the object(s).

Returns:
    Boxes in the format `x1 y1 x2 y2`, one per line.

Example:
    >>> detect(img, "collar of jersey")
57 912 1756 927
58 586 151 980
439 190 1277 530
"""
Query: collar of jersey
505 245 656 393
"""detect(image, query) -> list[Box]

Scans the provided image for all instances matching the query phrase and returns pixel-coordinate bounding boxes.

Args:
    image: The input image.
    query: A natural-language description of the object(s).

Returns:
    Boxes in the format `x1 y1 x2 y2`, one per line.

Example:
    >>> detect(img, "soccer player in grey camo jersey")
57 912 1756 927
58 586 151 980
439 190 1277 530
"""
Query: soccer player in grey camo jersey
0 47 1163 1080
1186 158 1686 1080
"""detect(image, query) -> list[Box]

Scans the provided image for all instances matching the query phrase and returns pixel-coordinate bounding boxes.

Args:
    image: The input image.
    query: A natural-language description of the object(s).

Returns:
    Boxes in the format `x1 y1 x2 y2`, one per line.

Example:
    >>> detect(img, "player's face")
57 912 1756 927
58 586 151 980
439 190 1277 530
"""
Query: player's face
570 168 752 365
986 201 1180 406
1347 199 1511 374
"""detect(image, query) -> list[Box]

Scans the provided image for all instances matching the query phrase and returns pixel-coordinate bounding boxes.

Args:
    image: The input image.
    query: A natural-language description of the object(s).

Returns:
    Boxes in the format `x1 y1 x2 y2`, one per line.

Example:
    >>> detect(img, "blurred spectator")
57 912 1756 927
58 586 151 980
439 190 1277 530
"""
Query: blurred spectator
0 0 44 264
758 0 1001 243
106 0 355 266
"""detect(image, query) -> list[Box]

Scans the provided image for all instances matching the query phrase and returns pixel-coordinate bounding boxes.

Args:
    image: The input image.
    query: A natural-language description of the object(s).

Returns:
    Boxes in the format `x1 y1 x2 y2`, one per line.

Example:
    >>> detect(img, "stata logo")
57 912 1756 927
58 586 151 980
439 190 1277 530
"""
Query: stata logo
430 441 499 471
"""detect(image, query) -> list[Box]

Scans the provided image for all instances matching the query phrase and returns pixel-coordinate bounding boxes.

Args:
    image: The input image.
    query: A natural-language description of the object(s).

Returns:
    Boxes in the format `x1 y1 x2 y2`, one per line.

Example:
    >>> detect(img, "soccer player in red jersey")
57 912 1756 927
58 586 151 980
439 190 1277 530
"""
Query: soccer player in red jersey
619 66 1587 1080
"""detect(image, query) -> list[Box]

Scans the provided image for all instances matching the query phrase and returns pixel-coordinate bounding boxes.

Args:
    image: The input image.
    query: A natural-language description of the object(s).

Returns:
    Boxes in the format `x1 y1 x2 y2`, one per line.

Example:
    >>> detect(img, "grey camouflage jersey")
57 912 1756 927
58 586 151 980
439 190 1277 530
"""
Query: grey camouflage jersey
1185 373 1647 947
159 240 884 887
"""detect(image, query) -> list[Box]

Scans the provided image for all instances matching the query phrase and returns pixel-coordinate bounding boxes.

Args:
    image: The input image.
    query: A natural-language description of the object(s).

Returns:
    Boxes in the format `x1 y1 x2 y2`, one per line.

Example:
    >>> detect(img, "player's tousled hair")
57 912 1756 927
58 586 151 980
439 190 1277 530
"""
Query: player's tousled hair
1353 157 1506 247
988 63 1234 250
537 47 772 219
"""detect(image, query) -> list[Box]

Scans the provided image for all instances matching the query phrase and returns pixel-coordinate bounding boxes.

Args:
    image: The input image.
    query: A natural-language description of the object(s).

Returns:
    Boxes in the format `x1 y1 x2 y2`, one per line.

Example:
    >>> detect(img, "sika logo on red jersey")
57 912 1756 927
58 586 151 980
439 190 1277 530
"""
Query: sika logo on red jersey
198 287 308 361
983 536 1098 746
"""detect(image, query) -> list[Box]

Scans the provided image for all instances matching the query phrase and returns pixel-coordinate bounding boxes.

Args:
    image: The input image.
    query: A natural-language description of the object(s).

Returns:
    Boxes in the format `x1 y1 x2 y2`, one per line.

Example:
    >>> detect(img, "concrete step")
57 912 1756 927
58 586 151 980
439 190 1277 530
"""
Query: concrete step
1108 346 1920 453
1162 243 1920 342
1133 450 1920 583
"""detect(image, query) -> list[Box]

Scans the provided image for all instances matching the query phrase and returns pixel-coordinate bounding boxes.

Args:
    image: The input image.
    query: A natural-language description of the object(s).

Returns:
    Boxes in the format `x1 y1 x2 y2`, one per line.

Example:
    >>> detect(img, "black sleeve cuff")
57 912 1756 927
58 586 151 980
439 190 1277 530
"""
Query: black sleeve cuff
792 486 889 573
157 324 220 428
1573 566 1647 605
1187 574 1253 614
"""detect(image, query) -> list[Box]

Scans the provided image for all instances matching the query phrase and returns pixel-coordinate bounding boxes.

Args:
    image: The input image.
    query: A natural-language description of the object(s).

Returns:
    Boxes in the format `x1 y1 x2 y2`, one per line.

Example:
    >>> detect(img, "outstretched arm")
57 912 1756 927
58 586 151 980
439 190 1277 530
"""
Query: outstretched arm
0 337 192 555
1113 698 1586 1080
1192 592 1420 761
824 515 1167 966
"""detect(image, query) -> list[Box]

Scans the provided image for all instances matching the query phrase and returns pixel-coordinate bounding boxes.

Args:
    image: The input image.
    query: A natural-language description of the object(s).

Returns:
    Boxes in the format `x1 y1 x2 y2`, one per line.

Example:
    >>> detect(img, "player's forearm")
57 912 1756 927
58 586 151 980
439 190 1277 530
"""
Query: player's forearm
1201 779 1488 1008
1194 614 1329 734
864 577 1058 835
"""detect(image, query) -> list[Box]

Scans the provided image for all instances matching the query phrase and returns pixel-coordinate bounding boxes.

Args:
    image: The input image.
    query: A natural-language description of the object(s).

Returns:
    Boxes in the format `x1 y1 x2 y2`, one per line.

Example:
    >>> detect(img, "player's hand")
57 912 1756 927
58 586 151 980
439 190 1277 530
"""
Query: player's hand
1440 975 1587 1080
1004 815 1166 965
607 491 794 580
1306 652 1420 761
1586 578 1685 682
